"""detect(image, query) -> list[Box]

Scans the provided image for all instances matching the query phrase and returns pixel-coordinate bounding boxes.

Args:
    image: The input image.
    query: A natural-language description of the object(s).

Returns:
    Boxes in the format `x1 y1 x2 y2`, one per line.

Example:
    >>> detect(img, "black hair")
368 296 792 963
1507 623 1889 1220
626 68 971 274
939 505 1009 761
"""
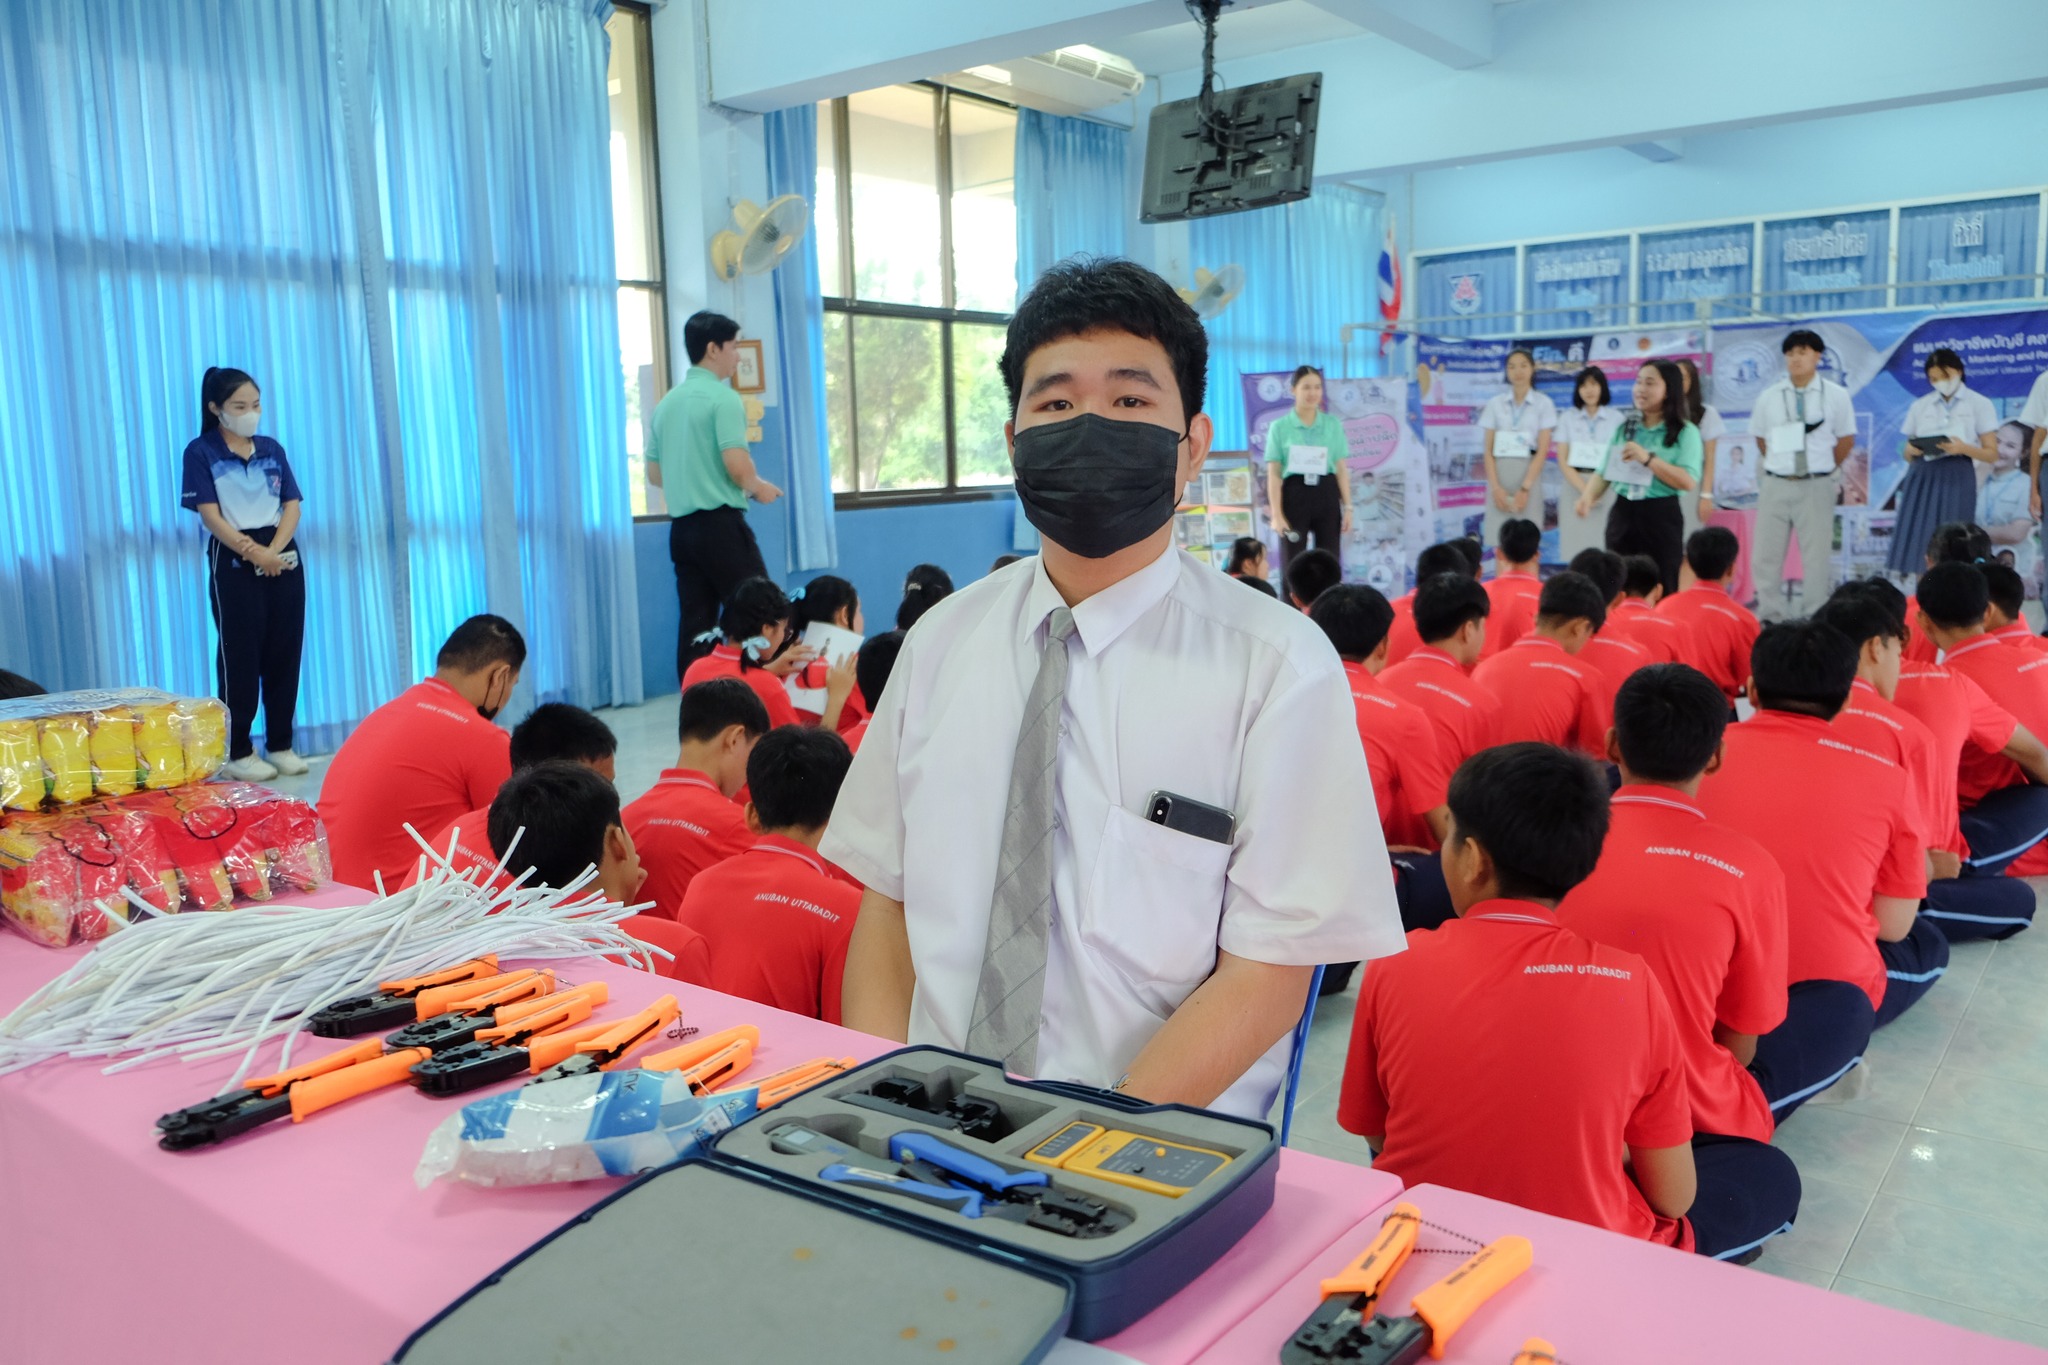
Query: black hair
1685 527 1740 582
1782 329 1826 356
1750 620 1857 719
1621 553 1663 598
510 703 618 771
1498 517 1541 566
200 366 259 435
1983 562 2026 620
789 575 859 636
678 677 771 743
1674 358 1707 426
684 310 741 365
1924 347 1965 377
1290 364 1323 389
1447 742 1609 901
436 614 527 674
1000 256 1207 421
1452 537 1484 575
1415 542 1472 581
1567 548 1624 603
721 577 793 670
1226 537 1266 574
1537 570 1606 631
1239 575 1279 598
1613 664 1729 783
1637 360 1692 447
1309 584 1395 661
1926 521 1991 566
1813 593 1905 649
1413 572 1491 643
1286 548 1343 606
487 762 623 893
1837 575 1909 631
1505 346 1536 373
0 669 44 700
855 630 905 711
1915 562 1990 631
746 726 853 832
989 554 1024 574
897 564 955 631
1571 365 1611 411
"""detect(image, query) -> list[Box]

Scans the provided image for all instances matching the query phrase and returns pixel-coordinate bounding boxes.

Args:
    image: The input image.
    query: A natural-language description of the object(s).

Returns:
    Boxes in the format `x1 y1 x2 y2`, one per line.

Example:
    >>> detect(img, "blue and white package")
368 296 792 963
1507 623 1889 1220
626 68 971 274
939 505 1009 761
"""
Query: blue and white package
415 1069 760 1188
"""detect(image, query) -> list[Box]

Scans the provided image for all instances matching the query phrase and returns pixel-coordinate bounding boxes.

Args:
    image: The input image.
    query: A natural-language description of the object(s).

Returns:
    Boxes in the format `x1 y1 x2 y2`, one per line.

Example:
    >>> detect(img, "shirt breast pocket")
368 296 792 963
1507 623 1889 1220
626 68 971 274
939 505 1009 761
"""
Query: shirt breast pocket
1083 804 1232 1015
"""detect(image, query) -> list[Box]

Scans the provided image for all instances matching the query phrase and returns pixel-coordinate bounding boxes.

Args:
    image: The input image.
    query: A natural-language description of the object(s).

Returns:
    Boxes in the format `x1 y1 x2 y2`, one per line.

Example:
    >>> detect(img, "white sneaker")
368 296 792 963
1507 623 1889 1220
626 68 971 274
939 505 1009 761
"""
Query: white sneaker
222 755 279 782
267 749 311 777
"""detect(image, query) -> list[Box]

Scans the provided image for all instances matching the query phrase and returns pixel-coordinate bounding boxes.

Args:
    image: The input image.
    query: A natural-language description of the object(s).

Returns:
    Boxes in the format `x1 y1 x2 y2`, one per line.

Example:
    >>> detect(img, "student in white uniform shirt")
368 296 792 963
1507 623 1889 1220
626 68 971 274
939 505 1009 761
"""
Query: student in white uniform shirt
1478 348 1558 551
822 258 1405 1119
1555 365 1623 563
1677 359 1725 542
1886 348 2000 577
1750 329 1857 621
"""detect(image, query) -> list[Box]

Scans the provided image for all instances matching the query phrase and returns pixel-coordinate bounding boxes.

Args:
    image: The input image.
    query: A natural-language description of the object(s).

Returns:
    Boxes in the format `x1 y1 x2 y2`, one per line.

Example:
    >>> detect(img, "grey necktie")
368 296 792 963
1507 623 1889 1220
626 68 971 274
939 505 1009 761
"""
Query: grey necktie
967 606 1076 1074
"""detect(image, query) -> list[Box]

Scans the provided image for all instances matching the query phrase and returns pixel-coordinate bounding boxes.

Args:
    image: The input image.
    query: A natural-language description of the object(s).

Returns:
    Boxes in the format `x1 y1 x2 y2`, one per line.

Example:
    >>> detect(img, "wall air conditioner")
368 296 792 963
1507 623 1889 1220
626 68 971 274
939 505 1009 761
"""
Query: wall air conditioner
941 45 1144 122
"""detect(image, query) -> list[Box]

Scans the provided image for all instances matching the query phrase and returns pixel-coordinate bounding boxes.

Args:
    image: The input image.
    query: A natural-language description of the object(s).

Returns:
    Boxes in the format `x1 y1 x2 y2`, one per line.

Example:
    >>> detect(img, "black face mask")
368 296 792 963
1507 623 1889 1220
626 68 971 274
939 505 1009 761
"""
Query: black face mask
1010 413 1184 559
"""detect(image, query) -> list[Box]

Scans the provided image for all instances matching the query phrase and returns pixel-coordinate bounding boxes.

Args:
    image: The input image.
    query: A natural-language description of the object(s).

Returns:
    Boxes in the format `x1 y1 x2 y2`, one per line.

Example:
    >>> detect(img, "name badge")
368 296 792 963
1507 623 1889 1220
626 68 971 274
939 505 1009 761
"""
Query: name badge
1493 430 1534 463
1766 421 1810 473
1604 442 1655 489
1287 443 1330 486
1566 435 1607 471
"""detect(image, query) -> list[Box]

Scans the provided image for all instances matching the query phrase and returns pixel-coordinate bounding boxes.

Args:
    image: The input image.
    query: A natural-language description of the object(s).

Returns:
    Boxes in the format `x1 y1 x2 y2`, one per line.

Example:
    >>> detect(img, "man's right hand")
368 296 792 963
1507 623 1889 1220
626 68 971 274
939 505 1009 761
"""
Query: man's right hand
748 478 783 505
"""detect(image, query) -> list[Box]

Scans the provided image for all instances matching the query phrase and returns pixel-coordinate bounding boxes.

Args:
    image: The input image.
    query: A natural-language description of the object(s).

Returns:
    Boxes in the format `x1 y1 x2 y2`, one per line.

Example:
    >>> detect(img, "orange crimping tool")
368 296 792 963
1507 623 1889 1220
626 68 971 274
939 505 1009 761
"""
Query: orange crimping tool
308 956 502 1036
411 994 680 1096
157 1040 434 1150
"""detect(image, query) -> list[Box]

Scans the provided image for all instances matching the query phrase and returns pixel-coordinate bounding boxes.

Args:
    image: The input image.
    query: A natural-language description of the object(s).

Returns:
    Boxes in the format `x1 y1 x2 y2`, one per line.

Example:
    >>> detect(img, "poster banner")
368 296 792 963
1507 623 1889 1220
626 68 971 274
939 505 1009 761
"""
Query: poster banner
1238 372 1432 594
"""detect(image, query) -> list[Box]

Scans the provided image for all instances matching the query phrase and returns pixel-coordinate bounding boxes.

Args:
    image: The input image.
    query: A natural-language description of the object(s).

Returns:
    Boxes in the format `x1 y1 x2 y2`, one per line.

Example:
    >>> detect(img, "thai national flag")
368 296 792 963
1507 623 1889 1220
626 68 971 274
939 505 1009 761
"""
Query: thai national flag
1376 214 1401 354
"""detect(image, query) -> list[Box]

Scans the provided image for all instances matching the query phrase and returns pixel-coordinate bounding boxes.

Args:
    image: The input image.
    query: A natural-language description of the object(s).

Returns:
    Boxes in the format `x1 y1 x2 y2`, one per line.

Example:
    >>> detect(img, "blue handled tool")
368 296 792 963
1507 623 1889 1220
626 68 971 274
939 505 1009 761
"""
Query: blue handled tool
819 1162 986 1214
888 1130 1049 1196
817 1130 1133 1239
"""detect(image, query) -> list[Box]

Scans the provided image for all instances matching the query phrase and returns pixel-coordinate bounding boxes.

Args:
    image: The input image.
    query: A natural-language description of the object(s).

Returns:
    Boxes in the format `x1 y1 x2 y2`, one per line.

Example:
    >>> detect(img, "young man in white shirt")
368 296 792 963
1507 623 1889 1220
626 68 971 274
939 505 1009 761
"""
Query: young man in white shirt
822 258 1405 1119
1750 329 1858 621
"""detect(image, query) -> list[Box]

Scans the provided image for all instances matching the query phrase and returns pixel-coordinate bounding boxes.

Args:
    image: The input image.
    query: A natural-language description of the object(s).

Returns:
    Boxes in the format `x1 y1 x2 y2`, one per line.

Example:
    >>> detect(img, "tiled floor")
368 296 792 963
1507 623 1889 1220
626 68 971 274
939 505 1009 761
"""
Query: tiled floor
268 691 2048 1350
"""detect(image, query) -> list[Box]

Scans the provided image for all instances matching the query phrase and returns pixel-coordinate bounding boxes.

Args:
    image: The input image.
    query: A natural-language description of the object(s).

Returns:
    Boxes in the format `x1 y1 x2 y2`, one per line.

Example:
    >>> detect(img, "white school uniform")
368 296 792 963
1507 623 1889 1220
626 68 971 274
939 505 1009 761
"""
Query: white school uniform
820 547 1405 1119
1476 389 1559 463
1749 377 1857 476
2020 371 2048 432
1901 385 1998 448
1555 404 1625 472
1699 404 1726 447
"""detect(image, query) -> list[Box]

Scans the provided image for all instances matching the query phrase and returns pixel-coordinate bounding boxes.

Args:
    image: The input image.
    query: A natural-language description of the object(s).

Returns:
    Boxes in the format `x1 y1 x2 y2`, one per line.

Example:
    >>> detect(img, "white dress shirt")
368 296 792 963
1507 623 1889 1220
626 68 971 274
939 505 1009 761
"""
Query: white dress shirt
1476 390 1558 465
1554 404 1624 470
1901 385 1998 450
2020 372 2048 431
821 547 1405 1119
1699 405 1726 445
1749 377 1857 476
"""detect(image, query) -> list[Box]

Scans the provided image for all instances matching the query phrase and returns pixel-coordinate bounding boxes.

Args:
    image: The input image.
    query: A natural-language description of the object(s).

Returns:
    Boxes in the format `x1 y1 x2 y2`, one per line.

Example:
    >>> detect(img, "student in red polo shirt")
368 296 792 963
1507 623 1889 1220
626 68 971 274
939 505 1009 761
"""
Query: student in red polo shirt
1902 523 1992 663
1284 548 1343 610
681 577 850 731
1479 517 1543 659
1381 573 1498 767
412 703 617 886
1341 743 1799 1260
843 630 905 756
319 614 522 889
1697 621 1941 1120
1570 548 1653 714
1560 667 1790 1158
787 575 872 733
1473 571 1610 756
1657 528 1758 703
1309 585 1455 934
1982 563 2048 656
1610 554 1693 664
676 726 861 1022
1384 543 1476 667
623 679 770 918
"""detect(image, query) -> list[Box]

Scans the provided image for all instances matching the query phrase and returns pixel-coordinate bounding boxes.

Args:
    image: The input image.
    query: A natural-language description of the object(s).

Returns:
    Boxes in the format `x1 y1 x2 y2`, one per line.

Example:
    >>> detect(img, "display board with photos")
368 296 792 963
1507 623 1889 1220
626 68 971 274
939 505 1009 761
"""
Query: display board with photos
1176 460 1259 569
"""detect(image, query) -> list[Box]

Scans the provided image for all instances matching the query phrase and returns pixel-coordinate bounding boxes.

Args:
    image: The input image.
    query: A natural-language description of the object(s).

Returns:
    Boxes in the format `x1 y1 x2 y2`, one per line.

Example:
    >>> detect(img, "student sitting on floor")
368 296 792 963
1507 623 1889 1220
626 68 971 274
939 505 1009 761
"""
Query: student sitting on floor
1380 573 1498 767
786 575 869 734
683 577 852 731
319 614 522 890
1657 528 1758 704
1479 517 1543 659
1340 742 1798 1260
622 679 770 919
1913 562 2048 889
895 563 954 631
1609 553 1693 664
843 630 904 756
1902 522 1992 663
1981 562 2048 656
1309 585 1455 935
1285 547 1344 610
1383 542 1477 667
1570 548 1652 712
675 726 861 1023
489 760 708 984
1473 570 1610 757
413 703 617 886
1697 621 1940 1120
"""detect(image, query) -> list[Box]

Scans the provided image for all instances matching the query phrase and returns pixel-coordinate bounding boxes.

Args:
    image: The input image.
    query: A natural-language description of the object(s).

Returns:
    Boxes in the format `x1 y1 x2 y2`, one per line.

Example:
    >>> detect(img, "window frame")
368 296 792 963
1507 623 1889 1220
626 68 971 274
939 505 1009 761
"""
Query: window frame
610 1 674 524
823 82 1018 509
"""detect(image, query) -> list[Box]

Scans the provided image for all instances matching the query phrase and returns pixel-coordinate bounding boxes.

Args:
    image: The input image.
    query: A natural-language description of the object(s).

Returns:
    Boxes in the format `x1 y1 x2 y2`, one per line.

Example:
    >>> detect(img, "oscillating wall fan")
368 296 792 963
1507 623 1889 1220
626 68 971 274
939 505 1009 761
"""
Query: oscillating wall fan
709 195 810 280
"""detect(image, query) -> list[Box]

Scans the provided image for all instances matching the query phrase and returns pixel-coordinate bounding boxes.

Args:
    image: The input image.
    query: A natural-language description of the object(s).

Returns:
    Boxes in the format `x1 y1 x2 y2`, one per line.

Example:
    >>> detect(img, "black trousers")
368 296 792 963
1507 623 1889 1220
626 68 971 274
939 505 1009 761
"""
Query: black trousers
1876 914 1950 1028
1689 1134 1802 1261
1606 495 1685 596
207 530 304 759
669 507 765 683
1748 979 1873 1121
1391 850 1456 934
1278 477 1342 575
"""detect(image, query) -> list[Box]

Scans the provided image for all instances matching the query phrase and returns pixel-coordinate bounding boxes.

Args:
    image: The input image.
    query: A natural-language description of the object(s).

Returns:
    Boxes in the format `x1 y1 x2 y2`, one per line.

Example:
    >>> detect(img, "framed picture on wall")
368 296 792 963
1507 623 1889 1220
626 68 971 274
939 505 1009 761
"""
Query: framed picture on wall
731 339 766 394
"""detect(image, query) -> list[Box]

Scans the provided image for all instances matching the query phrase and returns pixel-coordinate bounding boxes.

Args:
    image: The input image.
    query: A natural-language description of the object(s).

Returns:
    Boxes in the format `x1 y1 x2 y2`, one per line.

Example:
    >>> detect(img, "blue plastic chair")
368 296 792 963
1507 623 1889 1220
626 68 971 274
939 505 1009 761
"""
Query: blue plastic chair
1278 964 1328 1146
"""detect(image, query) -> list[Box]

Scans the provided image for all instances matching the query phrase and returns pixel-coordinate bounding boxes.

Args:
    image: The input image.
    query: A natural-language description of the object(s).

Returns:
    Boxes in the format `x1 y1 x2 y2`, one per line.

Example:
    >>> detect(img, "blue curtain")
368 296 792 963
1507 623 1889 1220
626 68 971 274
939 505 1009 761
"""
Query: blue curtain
765 105 837 572
0 0 639 751
1190 187 1384 450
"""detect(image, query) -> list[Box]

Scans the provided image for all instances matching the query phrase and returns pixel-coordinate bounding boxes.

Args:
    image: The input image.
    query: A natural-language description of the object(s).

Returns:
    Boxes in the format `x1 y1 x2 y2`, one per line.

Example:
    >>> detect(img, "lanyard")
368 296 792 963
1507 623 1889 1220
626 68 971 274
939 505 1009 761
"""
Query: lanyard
1506 391 1532 429
1790 379 1822 426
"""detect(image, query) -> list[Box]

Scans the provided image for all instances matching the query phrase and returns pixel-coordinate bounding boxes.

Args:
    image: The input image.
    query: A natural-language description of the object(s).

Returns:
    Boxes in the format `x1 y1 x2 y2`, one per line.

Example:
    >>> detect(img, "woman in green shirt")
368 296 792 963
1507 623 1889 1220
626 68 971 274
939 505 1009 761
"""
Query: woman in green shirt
1263 366 1353 574
1573 359 1701 594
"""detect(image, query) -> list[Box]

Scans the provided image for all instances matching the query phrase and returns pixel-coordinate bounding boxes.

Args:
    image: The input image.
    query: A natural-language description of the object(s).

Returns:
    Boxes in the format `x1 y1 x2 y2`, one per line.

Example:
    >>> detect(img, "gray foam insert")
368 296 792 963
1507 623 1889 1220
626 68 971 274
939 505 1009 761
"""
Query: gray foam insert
715 1057 1268 1266
395 1163 1070 1365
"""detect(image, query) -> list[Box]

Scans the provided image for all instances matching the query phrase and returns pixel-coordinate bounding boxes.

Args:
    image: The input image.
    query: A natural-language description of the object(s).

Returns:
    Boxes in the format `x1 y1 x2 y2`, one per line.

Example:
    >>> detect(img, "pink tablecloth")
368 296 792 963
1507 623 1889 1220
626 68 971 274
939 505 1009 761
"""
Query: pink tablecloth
1193 1182 2048 1364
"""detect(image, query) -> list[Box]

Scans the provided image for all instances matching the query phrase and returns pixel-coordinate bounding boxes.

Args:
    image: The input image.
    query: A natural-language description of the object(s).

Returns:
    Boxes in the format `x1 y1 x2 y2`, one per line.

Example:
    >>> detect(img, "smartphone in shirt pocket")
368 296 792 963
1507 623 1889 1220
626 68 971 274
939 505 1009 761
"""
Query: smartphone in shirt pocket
1084 802 1233 1014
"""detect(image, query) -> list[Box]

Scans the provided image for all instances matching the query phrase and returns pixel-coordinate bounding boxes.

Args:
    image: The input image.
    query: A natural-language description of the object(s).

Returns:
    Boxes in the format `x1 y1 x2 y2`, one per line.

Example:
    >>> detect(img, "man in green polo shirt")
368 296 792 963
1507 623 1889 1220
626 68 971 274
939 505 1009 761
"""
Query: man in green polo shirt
647 310 782 679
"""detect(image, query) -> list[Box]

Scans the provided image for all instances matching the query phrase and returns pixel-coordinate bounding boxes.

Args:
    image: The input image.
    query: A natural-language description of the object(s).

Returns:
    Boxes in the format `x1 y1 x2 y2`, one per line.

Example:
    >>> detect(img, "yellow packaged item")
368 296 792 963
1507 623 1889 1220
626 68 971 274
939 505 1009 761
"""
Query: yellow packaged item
88 708 139 797
181 698 228 781
0 689 232 809
137 704 189 791
38 714 93 805
0 721 41 810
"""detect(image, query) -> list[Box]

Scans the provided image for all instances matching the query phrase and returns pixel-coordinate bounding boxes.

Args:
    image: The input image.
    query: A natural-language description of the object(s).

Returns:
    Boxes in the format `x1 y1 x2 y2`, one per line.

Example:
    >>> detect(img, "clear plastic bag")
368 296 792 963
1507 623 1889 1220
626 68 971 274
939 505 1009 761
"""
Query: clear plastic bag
415 1070 761 1188
0 781 330 947
0 689 228 810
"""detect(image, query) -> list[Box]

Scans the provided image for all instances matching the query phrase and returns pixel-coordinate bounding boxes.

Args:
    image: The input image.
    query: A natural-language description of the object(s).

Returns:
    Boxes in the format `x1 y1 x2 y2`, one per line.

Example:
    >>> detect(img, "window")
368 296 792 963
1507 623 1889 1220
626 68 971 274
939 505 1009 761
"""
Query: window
818 85 1017 501
606 5 668 517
